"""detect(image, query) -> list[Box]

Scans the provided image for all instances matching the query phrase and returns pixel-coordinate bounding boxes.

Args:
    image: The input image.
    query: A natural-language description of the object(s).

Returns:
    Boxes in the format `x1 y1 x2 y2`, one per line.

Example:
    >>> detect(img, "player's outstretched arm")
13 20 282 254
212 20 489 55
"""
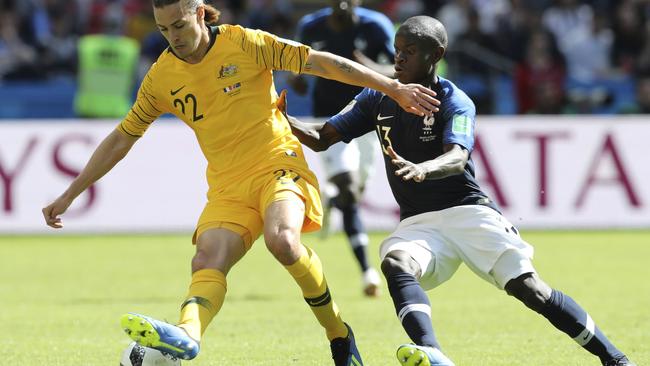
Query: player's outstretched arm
42 129 139 228
277 90 341 152
387 144 468 182
304 50 440 117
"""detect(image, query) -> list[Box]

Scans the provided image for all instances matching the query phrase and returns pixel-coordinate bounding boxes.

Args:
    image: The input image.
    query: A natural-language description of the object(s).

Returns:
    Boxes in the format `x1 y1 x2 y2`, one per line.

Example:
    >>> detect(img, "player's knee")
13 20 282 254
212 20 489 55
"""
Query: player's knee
265 228 301 263
381 250 420 277
191 249 211 271
192 235 246 274
505 273 551 313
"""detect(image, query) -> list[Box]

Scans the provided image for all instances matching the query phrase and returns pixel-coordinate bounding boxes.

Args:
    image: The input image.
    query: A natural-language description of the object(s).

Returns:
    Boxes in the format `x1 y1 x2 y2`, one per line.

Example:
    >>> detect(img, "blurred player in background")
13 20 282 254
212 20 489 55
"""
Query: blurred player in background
41 1 440 365
279 15 635 366
288 0 396 297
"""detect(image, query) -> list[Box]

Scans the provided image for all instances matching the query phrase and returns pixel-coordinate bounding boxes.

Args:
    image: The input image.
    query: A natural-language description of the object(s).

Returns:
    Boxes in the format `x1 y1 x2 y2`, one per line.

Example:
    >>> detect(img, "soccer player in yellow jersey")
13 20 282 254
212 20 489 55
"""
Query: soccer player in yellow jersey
42 0 439 364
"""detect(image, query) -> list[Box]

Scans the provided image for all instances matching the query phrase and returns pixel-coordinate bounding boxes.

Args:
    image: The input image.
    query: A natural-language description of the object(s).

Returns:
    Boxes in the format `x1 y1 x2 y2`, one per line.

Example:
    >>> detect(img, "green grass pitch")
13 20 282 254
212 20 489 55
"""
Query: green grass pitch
1 231 648 365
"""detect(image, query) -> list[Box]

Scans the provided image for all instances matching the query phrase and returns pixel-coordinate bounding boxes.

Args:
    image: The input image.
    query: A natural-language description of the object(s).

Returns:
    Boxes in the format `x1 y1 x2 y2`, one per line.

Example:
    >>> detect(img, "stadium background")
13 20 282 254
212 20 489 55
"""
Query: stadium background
1 1 649 365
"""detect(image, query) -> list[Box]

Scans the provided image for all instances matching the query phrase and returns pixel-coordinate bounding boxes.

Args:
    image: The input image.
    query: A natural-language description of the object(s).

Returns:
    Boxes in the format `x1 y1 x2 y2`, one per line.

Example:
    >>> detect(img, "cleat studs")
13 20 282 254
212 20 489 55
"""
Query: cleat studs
128 316 133 321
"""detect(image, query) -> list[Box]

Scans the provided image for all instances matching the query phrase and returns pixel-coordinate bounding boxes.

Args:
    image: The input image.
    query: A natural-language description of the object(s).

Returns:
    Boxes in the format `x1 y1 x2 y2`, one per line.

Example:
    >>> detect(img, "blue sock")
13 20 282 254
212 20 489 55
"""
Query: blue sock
387 272 440 349
540 289 625 363
339 203 370 272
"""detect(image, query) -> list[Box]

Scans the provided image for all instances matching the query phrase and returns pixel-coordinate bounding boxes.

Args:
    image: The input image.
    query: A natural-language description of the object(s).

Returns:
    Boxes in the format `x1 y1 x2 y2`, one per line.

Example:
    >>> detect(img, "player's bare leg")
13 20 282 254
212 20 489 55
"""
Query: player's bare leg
264 197 364 365
122 227 247 360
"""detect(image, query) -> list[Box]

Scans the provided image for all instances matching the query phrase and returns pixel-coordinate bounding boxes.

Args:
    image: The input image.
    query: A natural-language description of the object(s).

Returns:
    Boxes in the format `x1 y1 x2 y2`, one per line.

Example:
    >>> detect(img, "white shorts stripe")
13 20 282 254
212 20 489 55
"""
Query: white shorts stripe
397 304 431 323
573 314 595 346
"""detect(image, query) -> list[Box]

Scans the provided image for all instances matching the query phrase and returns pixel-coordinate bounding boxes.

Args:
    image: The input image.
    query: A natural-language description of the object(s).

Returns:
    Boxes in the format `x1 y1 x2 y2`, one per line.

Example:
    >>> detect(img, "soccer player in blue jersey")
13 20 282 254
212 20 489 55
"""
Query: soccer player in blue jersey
288 0 397 297
279 15 635 366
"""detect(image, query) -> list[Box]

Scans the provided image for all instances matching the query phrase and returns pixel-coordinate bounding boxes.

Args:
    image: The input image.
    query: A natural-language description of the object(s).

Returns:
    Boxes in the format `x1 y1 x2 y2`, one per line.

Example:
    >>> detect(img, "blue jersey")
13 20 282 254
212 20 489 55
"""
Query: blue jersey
328 77 496 220
296 7 395 117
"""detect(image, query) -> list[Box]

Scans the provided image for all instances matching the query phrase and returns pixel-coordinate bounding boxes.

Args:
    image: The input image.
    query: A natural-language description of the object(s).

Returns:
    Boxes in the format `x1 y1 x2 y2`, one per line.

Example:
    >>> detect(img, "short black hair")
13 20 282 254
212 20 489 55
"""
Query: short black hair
398 16 448 50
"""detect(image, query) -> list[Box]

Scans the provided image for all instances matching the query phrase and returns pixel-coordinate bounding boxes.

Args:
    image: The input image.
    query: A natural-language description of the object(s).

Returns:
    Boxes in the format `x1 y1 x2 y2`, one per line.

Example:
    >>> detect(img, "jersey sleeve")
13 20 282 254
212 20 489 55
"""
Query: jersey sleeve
117 65 165 137
219 24 311 73
327 88 380 142
441 98 476 152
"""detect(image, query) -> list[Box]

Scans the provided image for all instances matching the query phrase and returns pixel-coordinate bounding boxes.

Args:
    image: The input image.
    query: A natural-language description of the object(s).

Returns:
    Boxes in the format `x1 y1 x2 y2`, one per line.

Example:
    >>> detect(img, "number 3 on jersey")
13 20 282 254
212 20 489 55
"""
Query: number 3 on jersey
376 125 393 155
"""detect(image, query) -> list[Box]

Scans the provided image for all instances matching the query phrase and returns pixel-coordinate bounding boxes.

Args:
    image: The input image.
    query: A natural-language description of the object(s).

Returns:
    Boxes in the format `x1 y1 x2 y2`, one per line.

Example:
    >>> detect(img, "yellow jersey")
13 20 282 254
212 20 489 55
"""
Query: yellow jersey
118 24 313 190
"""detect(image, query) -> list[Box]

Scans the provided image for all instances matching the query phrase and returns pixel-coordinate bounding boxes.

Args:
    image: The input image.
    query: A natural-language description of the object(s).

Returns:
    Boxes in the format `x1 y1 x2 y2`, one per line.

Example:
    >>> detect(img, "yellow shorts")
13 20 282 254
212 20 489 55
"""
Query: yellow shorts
193 166 323 249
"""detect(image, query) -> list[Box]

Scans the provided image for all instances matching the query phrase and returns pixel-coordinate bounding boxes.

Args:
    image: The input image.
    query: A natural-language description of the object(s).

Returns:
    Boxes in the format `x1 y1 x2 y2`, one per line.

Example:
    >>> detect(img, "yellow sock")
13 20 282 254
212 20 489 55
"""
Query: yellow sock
285 246 348 341
177 268 227 341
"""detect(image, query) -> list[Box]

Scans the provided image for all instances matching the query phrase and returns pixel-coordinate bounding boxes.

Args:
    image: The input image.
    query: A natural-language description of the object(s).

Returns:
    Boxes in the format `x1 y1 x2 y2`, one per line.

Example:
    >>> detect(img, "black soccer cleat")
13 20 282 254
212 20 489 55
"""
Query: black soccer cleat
330 323 363 366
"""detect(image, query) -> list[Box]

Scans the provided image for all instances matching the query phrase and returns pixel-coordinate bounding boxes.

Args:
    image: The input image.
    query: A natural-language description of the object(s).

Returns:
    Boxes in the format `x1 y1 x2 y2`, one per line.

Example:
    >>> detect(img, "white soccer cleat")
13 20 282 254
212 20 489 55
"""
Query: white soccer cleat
362 267 381 297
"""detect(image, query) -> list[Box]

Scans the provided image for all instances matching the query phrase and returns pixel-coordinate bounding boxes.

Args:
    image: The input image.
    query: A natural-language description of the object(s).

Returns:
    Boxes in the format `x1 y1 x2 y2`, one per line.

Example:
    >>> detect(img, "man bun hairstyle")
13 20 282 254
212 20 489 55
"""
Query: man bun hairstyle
152 0 220 25
400 16 448 50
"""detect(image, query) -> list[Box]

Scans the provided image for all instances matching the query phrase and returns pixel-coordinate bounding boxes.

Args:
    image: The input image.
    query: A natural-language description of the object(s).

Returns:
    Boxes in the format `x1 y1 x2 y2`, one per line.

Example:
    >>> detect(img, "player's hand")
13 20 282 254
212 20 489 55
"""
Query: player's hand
393 83 440 117
387 146 427 182
277 89 289 118
42 196 73 229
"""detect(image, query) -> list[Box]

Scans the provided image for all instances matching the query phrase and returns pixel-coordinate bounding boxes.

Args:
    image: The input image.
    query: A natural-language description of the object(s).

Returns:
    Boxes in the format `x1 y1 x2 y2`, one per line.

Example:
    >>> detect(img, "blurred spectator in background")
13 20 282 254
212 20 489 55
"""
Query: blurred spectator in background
493 0 536 61
636 18 650 75
436 0 471 45
542 0 594 49
1 0 649 116
514 29 566 114
471 0 510 36
449 6 498 113
0 2 40 80
611 0 645 74
40 0 79 78
73 4 139 118
558 11 613 82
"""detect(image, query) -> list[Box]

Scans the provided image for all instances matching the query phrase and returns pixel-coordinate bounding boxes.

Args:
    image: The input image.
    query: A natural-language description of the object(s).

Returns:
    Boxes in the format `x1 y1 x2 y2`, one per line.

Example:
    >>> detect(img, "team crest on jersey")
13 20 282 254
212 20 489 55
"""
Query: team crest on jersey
218 64 238 79
420 115 436 142
223 82 241 96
